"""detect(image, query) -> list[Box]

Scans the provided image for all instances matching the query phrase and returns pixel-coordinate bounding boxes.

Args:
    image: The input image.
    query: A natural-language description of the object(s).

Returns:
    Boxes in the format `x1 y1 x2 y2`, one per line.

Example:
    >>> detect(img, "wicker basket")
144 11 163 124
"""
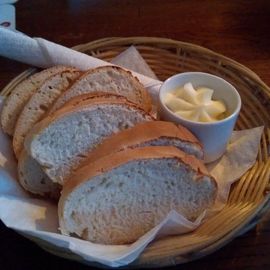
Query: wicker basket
1 37 270 268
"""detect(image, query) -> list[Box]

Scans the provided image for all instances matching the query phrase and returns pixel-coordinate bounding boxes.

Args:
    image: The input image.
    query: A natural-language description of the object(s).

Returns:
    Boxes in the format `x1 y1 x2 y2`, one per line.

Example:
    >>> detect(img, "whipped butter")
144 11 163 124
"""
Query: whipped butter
164 82 226 122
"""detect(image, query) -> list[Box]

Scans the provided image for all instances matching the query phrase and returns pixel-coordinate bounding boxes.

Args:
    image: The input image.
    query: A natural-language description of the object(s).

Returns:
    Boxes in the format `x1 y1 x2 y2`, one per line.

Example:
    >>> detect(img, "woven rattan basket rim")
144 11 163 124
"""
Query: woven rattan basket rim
1 36 269 268
73 37 270 92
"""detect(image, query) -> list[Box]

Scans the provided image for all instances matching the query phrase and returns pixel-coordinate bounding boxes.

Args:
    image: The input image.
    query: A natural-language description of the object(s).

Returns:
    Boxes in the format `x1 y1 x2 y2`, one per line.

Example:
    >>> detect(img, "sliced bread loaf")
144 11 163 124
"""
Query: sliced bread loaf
82 121 203 164
13 69 81 158
48 66 152 113
1 66 72 135
18 150 61 199
20 119 201 198
58 146 217 245
26 97 154 185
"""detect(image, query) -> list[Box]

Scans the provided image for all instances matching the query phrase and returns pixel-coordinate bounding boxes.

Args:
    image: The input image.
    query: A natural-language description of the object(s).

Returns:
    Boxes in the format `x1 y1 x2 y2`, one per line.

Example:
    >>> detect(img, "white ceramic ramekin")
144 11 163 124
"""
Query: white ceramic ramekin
158 72 241 163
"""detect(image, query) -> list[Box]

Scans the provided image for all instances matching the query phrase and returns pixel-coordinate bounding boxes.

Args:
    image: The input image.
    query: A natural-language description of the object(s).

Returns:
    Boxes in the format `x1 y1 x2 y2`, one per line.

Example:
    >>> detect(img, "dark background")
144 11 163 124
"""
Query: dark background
1 1 270 269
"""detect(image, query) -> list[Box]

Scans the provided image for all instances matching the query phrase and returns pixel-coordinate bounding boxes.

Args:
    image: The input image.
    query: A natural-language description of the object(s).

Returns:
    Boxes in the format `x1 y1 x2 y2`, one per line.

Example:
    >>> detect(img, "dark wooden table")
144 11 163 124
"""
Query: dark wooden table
1 1 270 269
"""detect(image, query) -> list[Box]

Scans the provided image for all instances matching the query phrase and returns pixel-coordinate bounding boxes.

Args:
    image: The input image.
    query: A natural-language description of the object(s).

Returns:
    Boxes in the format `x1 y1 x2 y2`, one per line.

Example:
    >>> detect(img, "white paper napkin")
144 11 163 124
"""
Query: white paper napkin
111 46 158 80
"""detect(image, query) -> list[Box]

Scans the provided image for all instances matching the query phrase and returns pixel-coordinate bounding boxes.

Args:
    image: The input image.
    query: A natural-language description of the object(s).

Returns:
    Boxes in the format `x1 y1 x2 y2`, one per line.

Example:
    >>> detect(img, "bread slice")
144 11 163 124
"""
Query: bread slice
1 66 72 135
18 150 61 199
48 66 152 113
17 93 129 198
13 69 81 158
26 97 154 185
58 146 217 245
83 121 203 165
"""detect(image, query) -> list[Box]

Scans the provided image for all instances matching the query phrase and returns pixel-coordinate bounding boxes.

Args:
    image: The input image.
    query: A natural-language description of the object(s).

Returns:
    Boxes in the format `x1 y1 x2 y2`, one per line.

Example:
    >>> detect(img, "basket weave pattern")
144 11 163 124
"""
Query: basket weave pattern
1 37 269 267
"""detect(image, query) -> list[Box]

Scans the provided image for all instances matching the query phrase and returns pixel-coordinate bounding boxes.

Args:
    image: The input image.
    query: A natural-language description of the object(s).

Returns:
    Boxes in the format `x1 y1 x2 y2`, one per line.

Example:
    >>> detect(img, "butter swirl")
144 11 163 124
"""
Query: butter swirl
164 82 226 122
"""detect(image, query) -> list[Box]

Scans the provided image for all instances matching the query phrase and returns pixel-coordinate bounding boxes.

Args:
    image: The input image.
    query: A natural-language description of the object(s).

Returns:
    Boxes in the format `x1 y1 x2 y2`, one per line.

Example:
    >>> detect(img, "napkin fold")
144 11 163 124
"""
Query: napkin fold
111 45 158 80
207 126 264 211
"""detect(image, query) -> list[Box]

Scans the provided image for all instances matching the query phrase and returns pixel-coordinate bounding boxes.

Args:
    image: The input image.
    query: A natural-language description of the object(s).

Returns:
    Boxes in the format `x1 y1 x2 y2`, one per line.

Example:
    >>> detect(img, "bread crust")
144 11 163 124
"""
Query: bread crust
1 66 73 135
18 150 61 199
50 65 152 113
50 92 129 114
25 96 155 155
60 146 216 205
13 68 80 158
79 121 203 164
